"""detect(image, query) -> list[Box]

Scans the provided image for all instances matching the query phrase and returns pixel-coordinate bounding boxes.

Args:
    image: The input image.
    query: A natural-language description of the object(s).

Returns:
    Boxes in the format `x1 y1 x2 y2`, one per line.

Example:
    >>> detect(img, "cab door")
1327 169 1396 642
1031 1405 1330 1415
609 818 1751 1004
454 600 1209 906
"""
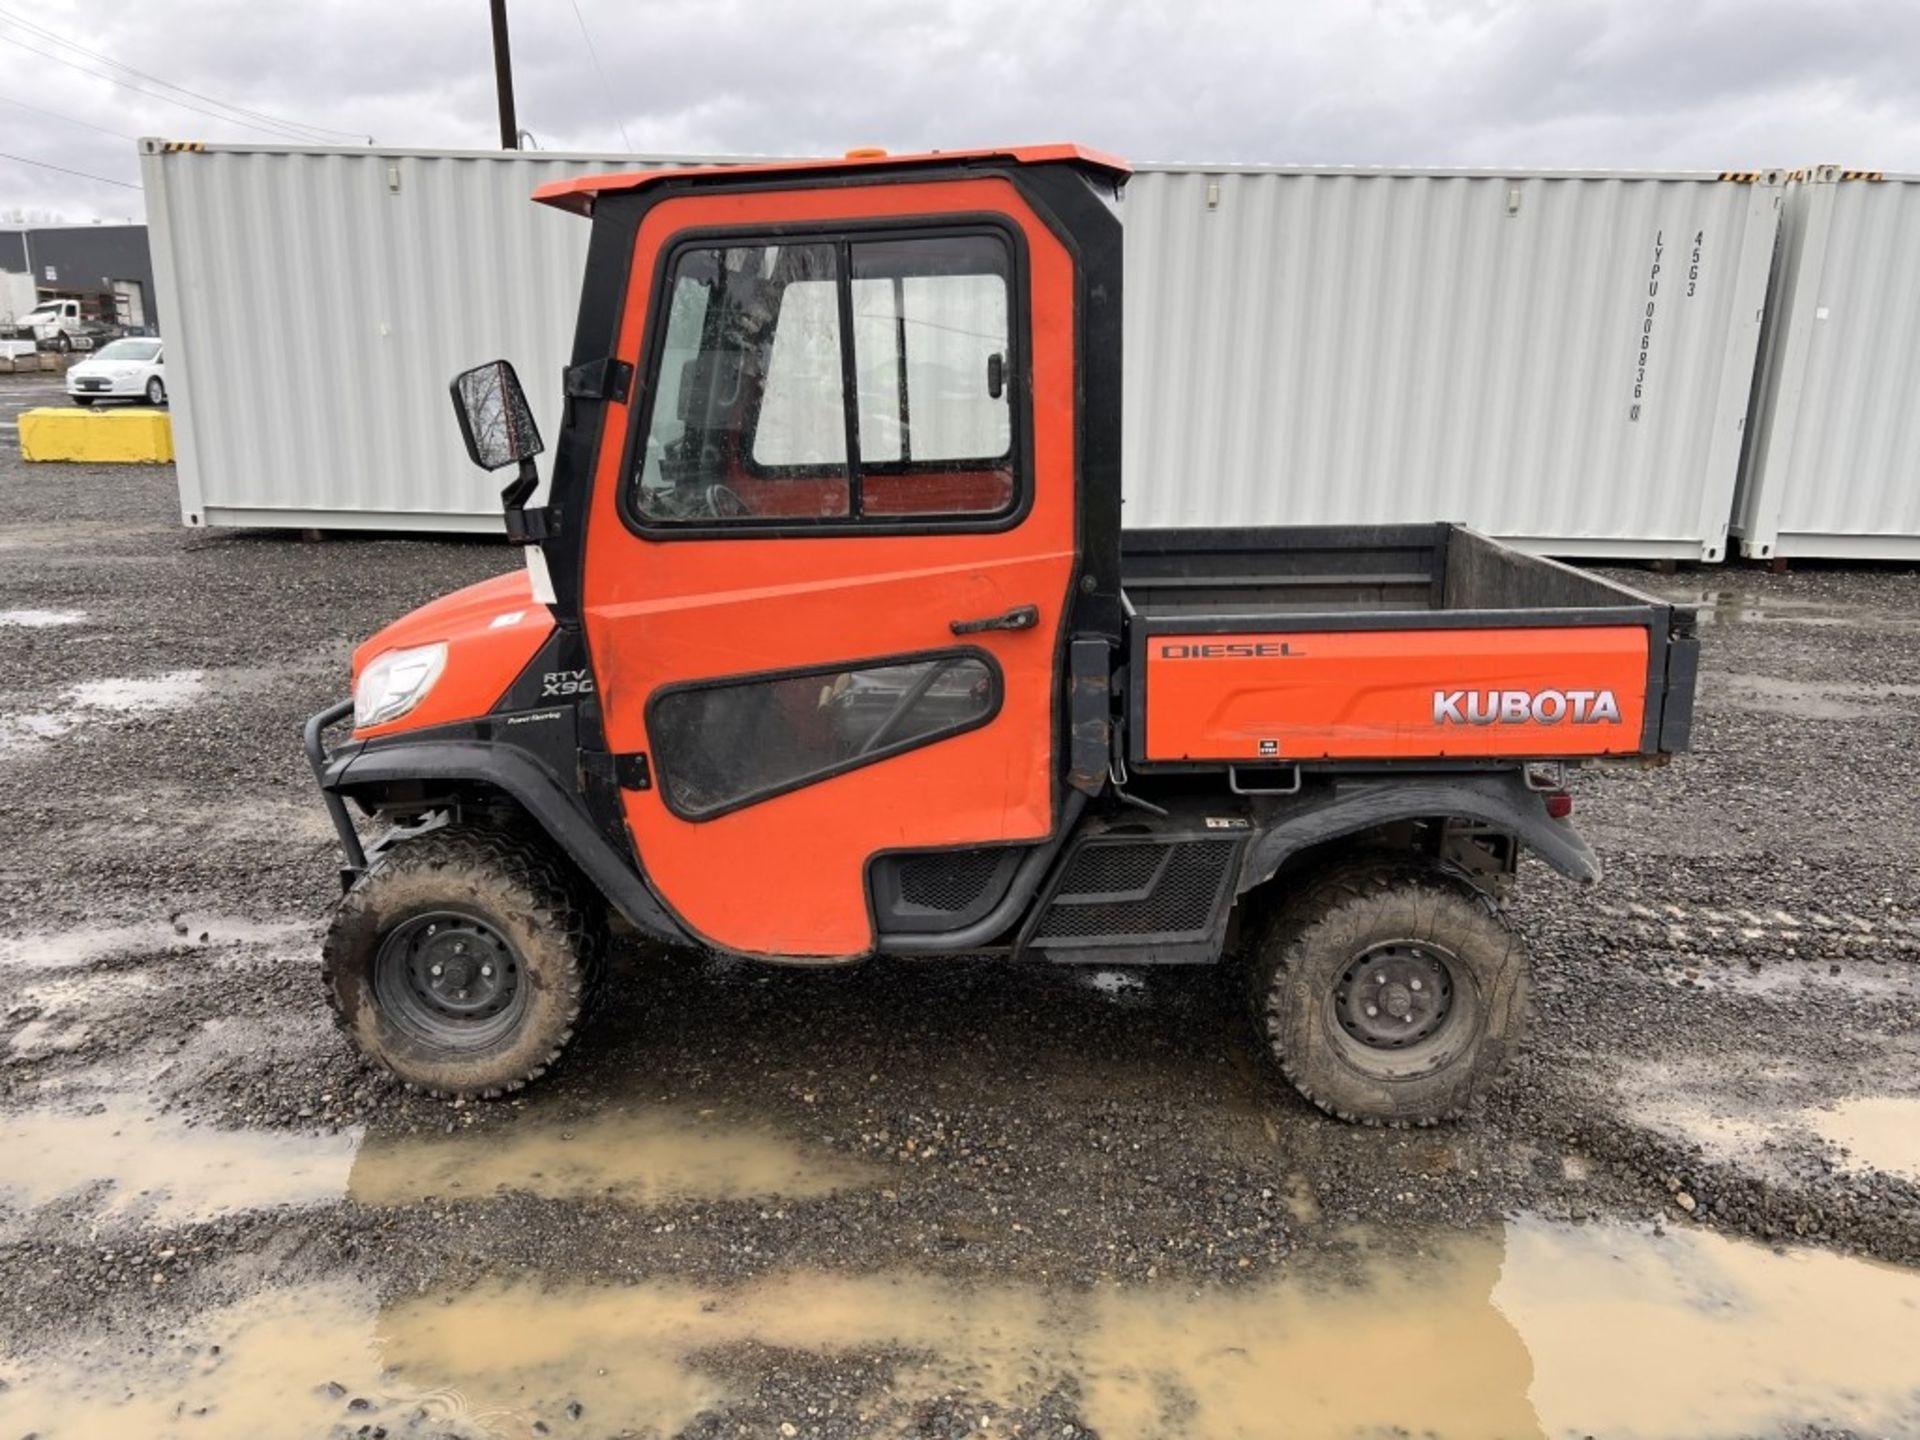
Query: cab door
577 178 1079 959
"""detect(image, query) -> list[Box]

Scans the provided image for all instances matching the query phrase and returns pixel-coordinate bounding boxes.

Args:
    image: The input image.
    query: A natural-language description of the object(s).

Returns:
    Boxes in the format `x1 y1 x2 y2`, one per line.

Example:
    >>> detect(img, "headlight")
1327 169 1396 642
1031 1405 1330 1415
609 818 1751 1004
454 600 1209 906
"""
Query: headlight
354 642 447 728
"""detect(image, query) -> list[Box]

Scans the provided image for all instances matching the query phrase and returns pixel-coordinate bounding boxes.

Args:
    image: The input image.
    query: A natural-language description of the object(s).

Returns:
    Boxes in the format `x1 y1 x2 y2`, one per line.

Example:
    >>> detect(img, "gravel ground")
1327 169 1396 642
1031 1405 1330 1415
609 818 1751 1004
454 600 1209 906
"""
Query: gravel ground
2 368 1918 1438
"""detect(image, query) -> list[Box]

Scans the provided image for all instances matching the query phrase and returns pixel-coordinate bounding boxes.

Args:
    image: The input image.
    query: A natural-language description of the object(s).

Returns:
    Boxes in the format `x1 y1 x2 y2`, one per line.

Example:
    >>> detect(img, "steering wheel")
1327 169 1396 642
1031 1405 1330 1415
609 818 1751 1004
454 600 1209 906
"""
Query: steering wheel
703 483 750 519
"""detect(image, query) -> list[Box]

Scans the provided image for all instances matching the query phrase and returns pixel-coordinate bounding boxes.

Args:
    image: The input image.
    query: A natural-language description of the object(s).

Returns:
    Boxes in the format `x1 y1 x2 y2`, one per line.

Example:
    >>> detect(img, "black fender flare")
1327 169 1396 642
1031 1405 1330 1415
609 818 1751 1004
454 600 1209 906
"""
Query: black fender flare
1237 771 1601 892
325 738 689 945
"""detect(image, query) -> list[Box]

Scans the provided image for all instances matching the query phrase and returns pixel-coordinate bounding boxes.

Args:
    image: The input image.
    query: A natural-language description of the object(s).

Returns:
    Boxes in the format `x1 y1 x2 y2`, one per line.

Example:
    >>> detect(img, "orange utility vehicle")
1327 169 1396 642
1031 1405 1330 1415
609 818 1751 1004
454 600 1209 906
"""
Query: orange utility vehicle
306 146 1697 1124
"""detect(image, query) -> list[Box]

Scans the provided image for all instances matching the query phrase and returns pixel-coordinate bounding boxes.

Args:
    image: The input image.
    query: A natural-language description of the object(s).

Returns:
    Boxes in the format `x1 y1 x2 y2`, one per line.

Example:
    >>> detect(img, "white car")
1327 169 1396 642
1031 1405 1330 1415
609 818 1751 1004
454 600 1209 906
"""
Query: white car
66 338 166 407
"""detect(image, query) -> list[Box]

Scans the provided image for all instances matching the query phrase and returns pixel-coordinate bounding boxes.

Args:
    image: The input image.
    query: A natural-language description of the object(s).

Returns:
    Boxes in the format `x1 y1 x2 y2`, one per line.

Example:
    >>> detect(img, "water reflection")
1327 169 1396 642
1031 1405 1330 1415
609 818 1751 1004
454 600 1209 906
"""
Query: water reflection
348 1103 880 1207
0 1097 875 1226
5 1220 1919 1439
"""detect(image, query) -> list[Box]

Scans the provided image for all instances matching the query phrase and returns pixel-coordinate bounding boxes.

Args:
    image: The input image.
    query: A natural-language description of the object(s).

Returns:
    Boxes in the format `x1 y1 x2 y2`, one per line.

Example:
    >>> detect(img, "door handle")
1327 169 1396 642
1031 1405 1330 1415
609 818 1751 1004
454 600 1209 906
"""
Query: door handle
950 604 1039 635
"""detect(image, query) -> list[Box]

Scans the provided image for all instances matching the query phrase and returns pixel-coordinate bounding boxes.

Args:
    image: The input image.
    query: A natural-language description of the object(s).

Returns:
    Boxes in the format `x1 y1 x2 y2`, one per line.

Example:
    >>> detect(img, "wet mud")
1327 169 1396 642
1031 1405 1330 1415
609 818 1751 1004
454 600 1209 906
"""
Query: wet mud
1 411 1917 1435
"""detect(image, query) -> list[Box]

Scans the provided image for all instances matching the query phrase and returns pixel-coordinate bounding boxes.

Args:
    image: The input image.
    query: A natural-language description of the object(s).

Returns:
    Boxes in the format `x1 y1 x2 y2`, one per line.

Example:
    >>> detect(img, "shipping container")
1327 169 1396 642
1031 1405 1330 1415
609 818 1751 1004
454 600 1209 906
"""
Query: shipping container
1123 165 1784 559
139 141 737 532
143 143 1783 558
1732 168 1920 561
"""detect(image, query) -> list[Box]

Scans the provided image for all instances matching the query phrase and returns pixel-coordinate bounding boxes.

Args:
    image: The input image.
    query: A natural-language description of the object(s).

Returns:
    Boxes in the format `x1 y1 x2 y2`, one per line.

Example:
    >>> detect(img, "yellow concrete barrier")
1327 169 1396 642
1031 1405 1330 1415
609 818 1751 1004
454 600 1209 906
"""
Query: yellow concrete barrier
17 407 174 464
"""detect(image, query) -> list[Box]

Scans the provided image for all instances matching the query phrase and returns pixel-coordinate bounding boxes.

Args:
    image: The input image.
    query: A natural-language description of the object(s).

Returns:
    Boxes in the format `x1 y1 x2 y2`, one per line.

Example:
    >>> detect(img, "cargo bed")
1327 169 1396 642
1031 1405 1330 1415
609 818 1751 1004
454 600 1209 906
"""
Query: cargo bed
1123 524 1697 767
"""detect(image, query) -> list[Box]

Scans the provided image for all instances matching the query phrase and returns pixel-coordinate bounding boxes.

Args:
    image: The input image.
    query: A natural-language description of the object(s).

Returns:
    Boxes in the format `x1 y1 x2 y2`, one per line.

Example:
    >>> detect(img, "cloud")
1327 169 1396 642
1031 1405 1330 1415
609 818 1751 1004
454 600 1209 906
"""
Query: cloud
0 0 1912 220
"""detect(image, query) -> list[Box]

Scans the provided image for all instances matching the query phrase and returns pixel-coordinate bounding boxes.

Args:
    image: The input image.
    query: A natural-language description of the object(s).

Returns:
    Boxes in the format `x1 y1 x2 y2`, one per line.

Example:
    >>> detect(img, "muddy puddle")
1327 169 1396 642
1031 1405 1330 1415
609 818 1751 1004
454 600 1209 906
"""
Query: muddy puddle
3 1219 1918 1438
0 669 207 755
0 914 312 969
348 1104 879 1207
1678 589 1920 631
1709 672 1920 722
1658 957 1915 998
0 1097 873 1231
0 1097 359 1226
1082 968 1150 1001
1626 1065 1920 1188
1807 1095 1920 1183
0 607 86 628
66 669 207 712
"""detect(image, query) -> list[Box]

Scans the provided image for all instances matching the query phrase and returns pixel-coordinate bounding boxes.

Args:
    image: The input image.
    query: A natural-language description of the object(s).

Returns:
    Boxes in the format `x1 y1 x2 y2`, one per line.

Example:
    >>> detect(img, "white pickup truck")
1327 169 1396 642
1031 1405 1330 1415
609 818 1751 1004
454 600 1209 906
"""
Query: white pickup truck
6 298 114 352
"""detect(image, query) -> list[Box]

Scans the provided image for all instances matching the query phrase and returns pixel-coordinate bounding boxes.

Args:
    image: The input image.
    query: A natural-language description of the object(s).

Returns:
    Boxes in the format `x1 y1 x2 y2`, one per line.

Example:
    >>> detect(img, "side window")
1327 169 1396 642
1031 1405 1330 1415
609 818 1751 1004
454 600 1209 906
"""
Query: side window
851 236 1013 517
635 243 850 523
753 276 846 469
635 274 713 495
648 653 999 819
631 229 1018 529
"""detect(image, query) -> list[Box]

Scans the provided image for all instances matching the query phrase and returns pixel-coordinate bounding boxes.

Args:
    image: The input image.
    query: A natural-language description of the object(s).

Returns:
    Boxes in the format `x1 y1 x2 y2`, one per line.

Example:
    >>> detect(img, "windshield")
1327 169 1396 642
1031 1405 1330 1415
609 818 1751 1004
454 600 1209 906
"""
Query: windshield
23 304 60 319
96 340 160 361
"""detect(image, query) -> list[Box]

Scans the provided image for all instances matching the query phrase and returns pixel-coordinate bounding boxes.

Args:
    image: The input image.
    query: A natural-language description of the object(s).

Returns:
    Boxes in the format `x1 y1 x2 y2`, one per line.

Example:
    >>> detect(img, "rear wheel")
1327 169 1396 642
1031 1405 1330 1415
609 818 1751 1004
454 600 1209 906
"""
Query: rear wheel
1248 858 1530 1126
322 825 605 1096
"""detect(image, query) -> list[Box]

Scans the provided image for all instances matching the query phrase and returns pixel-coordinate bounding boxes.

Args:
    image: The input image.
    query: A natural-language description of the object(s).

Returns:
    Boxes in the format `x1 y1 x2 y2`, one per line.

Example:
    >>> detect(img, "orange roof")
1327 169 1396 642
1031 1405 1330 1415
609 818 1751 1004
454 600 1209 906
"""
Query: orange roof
532 144 1130 215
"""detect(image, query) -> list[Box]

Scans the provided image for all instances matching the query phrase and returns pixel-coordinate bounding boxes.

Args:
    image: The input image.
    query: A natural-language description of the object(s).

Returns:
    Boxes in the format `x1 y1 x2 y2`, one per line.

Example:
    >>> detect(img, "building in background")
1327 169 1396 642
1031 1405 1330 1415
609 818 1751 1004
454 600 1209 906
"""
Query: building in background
0 223 158 334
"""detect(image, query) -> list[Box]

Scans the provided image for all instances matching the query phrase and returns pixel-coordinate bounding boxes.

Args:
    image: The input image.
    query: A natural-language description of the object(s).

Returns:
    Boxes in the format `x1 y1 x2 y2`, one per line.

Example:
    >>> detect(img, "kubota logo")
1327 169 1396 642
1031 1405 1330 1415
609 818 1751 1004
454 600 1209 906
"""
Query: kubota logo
1433 689 1622 725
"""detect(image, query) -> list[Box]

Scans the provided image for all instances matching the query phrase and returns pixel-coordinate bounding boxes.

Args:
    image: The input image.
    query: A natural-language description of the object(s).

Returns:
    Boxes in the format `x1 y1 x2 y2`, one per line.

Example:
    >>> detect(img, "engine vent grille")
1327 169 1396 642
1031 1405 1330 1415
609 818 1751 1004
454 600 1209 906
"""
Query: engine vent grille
897 848 1006 914
1053 842 1165 898
1034 838 1237 944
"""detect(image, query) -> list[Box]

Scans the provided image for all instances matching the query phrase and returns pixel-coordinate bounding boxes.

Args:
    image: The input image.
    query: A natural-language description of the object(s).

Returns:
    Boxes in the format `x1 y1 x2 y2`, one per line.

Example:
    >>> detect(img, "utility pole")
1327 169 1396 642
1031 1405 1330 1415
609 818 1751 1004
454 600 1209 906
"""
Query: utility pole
489 0 519 150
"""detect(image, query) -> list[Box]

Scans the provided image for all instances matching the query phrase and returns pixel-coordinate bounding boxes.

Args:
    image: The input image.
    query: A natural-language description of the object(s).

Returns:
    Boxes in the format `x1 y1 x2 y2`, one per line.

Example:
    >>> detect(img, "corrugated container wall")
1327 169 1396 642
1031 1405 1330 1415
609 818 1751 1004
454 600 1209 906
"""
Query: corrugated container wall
140 142 727 531
1123 166 1783 558
1732 168 1920 560
143 145 1783 557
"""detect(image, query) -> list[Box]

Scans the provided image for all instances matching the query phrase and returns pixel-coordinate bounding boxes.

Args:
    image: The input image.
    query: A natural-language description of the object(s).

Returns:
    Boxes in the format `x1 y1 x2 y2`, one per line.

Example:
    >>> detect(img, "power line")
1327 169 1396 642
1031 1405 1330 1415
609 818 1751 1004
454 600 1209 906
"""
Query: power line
567 0 631 152
0 5 370 142
0 30 326 143
0 147 139 189
0 10 371 144
0 91 138 141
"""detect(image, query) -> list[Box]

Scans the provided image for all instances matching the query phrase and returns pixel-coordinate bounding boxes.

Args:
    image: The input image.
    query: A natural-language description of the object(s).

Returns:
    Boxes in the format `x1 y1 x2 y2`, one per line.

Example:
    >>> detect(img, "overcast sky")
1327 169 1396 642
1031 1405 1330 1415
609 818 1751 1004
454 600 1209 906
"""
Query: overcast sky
1 0 1916 221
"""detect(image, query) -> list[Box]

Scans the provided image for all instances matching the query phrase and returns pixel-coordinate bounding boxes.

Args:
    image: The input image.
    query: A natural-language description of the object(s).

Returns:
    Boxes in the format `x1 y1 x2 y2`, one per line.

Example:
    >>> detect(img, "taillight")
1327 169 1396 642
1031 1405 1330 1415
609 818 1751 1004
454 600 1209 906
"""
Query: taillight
1545 791 1573 820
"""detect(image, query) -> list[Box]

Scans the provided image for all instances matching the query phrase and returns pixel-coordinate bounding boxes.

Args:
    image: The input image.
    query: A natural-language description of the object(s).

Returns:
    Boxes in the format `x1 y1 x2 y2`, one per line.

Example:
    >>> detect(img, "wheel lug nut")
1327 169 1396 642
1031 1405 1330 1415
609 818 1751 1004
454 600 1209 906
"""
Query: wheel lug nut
1410 978 1423 991
430 963 443 977
1374 973 1386 984
1365 1004 1379 1018
481 964 493 978
454 943 466 955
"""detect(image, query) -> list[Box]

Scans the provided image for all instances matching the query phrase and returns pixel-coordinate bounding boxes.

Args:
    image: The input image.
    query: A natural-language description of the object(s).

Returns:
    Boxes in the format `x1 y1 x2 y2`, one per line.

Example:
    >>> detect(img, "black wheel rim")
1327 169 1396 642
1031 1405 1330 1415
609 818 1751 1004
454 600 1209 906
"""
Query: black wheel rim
373 910 526 1049
1333 941 1457 1050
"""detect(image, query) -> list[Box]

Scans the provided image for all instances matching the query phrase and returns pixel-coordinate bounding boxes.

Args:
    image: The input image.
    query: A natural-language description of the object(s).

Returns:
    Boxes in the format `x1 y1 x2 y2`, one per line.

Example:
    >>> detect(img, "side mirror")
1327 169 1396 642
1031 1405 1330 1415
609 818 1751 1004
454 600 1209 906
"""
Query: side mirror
449 359 543 472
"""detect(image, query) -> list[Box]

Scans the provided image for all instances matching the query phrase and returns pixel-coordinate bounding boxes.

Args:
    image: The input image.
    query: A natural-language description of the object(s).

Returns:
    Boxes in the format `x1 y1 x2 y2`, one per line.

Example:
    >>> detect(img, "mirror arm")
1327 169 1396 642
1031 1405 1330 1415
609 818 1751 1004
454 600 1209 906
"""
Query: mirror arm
501 456 550 544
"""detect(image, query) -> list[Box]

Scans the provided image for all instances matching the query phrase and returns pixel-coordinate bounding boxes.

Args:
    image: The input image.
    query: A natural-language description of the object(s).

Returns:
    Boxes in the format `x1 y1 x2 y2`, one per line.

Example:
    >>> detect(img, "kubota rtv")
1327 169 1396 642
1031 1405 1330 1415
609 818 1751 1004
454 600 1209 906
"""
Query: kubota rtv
306 146 1697 1125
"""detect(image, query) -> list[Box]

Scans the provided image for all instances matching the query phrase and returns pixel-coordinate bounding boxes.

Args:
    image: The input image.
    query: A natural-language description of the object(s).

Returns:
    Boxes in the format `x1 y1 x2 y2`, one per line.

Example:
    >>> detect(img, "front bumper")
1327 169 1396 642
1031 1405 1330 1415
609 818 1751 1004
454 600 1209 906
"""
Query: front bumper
65 376 143 398
305 699 368 884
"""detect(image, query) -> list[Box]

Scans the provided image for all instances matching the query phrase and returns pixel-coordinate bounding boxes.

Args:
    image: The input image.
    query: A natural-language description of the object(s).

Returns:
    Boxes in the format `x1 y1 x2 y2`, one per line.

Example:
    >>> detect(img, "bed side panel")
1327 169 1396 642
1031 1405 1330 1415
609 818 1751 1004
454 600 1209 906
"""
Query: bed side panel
1142 625 1650 762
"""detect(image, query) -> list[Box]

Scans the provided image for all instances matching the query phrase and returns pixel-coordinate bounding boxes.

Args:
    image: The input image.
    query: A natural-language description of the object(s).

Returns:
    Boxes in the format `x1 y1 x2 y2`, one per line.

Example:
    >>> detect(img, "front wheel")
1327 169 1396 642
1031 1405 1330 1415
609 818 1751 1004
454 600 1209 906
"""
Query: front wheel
145 376 166 405
322 826 604 1096
1248 858 1530 1126
71 396 95 408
